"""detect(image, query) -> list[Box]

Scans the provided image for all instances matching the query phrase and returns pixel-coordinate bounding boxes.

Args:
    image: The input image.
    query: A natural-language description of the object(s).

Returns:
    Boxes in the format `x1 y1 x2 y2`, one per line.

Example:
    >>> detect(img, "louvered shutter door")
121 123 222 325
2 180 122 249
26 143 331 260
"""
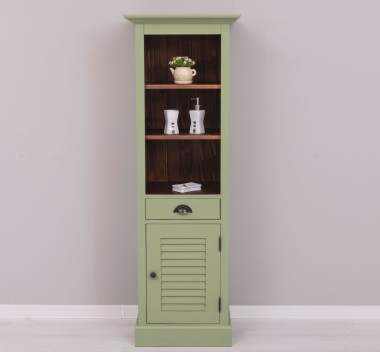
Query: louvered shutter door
146 224 220 324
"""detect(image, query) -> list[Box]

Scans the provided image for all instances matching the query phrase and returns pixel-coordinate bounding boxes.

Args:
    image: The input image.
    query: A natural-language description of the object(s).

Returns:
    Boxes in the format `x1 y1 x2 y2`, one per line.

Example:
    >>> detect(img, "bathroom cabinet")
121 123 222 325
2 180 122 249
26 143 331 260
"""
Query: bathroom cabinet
124 14 239 347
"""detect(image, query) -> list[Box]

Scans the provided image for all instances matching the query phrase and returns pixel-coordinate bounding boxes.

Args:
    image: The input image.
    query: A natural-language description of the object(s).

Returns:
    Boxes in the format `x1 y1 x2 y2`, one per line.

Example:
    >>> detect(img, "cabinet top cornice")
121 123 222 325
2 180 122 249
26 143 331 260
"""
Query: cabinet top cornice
124 14 240 24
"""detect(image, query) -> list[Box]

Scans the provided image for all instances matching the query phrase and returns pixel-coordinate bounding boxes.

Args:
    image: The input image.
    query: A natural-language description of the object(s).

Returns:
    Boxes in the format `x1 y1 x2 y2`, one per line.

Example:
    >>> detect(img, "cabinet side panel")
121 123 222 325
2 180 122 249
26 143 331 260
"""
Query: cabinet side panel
220 23 230 325
135 23 147 324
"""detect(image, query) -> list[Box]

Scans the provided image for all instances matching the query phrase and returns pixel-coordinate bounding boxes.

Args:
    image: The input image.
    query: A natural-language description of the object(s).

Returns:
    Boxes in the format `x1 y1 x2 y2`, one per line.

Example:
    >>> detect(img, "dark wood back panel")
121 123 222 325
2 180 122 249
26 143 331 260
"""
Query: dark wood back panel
146 140 220 183
145 35 221 84
145 90 220 132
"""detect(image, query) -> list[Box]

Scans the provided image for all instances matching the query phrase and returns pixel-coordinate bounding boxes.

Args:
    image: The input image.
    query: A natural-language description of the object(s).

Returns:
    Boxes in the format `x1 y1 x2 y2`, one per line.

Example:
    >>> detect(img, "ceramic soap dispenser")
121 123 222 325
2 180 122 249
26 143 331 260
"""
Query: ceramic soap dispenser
189 97 205 134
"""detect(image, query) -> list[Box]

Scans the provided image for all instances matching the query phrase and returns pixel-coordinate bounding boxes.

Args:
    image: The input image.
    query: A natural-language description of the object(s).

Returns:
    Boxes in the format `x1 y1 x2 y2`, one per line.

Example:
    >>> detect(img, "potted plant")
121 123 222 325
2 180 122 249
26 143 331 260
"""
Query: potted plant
169 56 197 84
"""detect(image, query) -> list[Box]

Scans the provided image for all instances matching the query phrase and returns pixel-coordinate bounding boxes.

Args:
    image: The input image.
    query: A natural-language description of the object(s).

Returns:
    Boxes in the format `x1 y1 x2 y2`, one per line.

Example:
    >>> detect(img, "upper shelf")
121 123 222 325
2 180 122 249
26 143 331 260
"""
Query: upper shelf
145 84 221 90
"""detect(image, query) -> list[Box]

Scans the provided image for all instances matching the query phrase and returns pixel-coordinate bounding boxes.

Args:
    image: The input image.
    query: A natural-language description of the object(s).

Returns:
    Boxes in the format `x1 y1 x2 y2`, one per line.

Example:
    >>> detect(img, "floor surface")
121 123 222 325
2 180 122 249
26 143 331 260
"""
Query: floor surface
1 318 380 351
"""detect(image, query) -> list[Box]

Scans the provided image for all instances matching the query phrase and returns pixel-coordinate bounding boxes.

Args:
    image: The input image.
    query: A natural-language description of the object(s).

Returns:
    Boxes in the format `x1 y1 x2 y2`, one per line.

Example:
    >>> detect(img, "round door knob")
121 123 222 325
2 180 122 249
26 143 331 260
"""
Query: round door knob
150 272 157 279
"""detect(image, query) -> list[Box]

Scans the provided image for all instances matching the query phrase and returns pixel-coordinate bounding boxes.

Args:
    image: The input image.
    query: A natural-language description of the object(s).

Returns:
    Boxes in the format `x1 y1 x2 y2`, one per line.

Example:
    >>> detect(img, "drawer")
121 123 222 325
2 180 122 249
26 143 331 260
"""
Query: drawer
146 198 220 220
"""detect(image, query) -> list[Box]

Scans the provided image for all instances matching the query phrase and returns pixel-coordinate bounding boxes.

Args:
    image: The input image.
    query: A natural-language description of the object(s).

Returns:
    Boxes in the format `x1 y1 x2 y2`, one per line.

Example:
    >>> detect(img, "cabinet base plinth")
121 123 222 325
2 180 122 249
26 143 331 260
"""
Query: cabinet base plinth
135 320 232 347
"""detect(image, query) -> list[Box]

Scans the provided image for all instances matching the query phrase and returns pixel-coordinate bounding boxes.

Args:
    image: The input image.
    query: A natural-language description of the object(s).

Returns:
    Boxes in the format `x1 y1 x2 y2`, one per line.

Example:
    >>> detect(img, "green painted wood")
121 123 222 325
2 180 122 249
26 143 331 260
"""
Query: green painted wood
220 23 231 325
144 23 221 35
161 281 206 289
144 194 221 200
146 224 220 324
161 296 206 304
161 251 206 260
162 304 206 311
145 198 220 220
135 322 232 347
161 259 206 266
161 238 205 245
161 244 205 252
124 14 240 24
162 289 206 296
134 24 147 325
161 266 206 274
161 274 205 282
145 219 222 225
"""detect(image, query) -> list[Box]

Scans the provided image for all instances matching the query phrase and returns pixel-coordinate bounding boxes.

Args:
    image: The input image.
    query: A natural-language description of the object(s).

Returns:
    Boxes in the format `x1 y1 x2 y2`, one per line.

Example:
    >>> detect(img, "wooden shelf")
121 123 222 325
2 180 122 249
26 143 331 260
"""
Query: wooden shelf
145 84 221 90
145 130 221 140
146 182 220 195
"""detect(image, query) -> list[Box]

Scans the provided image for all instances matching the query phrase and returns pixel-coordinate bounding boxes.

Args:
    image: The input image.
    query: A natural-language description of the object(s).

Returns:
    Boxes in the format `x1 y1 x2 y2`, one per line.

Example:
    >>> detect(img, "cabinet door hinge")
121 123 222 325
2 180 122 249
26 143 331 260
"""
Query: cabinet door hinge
219 236 221 252
218 297 221 312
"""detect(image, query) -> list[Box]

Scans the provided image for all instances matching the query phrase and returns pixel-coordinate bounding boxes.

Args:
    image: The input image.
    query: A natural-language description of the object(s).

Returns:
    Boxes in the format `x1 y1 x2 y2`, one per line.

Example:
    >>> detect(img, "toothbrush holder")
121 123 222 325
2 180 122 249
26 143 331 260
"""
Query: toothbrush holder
164 110 179 134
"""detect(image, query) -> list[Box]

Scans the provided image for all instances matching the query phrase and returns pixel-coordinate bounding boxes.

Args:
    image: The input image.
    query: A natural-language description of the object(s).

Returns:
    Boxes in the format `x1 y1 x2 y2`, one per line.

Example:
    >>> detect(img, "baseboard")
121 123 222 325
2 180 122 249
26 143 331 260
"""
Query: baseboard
1 305 380 319
0 305 127 319
230 305 380 319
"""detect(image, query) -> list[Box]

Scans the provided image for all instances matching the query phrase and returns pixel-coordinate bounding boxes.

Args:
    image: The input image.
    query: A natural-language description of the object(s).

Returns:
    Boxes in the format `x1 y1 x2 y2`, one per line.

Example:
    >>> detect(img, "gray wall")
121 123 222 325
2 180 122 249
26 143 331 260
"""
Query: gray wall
1 0 380 305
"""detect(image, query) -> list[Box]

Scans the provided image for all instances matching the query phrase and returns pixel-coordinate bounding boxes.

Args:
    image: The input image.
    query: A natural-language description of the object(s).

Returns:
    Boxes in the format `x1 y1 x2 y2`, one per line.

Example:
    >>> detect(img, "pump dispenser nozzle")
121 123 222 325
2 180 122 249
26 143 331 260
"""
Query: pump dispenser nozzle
191 97 201 111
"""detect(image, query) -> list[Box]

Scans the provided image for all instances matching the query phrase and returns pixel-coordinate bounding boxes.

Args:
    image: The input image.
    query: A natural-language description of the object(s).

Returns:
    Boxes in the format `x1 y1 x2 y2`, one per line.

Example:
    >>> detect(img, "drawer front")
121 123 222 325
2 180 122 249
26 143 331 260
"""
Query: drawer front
146 199 220 220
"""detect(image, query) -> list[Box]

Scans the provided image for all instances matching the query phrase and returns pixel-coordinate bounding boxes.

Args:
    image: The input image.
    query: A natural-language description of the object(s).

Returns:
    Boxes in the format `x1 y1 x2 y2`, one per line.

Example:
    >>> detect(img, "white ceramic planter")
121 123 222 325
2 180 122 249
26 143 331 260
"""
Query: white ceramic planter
170 67 197 84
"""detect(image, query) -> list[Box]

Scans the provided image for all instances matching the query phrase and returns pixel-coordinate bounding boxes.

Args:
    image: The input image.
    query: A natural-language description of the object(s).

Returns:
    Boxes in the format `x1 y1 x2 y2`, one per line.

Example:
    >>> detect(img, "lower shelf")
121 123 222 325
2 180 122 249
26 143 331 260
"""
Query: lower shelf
135 319 232 347
146 181 220 195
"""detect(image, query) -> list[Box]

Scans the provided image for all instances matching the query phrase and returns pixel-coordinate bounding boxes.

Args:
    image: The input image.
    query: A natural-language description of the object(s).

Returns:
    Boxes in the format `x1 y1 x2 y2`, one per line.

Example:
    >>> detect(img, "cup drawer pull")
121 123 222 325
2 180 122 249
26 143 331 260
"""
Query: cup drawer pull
173 204 193 215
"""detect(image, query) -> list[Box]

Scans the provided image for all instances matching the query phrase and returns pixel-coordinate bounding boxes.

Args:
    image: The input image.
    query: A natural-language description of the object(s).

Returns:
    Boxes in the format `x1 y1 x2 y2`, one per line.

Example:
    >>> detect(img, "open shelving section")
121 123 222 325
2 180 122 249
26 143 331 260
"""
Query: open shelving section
144 34 222 195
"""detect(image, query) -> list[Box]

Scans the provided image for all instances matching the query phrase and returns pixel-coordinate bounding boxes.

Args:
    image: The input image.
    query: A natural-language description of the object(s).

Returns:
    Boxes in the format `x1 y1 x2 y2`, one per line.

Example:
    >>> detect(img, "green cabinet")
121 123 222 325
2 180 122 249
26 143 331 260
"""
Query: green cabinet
124 14 239 347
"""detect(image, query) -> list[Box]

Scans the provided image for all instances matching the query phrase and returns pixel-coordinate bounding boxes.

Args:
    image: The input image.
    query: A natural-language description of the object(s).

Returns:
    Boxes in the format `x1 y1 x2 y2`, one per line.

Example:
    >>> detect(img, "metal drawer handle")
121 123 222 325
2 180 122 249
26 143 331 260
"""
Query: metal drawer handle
173 204 193 215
